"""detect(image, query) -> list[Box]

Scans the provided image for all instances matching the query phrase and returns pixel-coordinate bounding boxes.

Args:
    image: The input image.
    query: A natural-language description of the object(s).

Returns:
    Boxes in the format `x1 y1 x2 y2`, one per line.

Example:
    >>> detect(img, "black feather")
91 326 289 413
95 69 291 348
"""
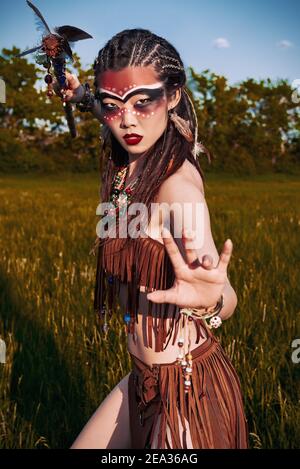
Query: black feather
63 40 74 61
16 45 42 58
26 0 51 34
54 25 93 42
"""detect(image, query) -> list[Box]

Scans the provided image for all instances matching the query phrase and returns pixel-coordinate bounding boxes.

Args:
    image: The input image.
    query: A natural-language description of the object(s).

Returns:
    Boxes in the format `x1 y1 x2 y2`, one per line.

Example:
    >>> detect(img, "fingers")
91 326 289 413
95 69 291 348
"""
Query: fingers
201 254 214 270
64 88 78 101
182 228 198 265
216 239 233 273
183 229 214 271
161 227 186 275
147 287 177 304
52 75 83 103
53 72 80 93
65 71 80 89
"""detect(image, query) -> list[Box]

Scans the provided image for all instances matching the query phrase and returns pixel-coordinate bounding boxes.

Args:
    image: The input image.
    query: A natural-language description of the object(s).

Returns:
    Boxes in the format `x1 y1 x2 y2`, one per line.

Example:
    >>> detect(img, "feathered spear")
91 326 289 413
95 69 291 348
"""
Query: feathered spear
16 0 93 138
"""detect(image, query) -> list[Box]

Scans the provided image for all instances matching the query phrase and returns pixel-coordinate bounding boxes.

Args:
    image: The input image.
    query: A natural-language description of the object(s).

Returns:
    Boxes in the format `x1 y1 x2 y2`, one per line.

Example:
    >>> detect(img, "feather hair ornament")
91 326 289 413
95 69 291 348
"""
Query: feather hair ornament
169 111 194 143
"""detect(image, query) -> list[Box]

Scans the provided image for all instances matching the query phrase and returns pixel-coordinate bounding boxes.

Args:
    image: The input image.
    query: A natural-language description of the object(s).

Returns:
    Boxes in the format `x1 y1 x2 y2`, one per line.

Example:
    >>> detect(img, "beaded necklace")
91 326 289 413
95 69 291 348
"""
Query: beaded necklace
105 164 142 332
109 164 141 217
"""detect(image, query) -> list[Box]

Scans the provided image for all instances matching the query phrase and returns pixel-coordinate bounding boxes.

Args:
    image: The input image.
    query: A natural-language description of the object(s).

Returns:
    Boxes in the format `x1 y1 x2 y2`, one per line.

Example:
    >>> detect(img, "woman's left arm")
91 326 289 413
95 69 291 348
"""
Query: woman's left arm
146 171 238 321
219 279 238 321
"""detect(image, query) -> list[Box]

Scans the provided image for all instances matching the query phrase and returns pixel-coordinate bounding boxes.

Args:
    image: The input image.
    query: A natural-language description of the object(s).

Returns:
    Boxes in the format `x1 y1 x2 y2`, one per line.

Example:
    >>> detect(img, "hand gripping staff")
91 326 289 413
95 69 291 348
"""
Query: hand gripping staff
16 0 93 138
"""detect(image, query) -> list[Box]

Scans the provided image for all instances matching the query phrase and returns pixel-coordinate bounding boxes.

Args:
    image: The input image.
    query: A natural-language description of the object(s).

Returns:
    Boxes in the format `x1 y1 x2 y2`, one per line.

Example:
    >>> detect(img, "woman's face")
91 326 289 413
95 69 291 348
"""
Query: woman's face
96 65 177 155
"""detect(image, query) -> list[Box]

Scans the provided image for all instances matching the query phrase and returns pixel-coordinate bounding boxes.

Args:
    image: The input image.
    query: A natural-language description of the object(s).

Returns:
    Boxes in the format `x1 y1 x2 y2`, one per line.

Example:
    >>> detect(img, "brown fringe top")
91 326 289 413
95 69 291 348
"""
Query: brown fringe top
93 233 208 352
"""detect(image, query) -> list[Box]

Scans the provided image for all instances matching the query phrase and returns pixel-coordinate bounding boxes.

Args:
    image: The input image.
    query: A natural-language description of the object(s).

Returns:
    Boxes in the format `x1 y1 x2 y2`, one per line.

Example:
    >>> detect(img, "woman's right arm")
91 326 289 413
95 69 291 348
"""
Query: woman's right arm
53 71 103 122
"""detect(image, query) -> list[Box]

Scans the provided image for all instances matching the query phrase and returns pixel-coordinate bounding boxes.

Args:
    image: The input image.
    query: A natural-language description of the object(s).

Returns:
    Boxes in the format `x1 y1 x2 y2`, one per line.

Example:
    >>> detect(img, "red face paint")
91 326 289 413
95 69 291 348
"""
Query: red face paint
95 66 171 155
96 66 166 122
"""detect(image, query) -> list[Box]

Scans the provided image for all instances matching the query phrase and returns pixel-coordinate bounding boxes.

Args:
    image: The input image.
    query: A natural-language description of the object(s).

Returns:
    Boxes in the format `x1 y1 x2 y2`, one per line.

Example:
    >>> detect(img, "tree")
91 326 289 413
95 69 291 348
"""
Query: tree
187 67 300 173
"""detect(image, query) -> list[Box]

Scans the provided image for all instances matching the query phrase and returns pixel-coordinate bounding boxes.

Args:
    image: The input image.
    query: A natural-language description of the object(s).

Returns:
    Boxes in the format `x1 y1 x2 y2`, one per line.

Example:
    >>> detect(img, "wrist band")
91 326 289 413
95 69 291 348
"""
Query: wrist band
76 82 95 112
180 294 224 320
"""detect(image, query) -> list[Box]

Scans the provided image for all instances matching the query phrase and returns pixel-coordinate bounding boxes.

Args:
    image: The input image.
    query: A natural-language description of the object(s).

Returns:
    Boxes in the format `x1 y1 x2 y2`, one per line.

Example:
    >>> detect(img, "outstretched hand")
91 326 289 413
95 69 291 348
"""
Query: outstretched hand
146 227 233 309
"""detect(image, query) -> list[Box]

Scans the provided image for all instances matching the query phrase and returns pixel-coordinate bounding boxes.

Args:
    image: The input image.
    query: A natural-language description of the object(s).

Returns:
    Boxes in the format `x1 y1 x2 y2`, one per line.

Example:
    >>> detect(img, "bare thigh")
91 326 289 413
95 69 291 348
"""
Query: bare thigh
151 413 193 449
70 372 131 449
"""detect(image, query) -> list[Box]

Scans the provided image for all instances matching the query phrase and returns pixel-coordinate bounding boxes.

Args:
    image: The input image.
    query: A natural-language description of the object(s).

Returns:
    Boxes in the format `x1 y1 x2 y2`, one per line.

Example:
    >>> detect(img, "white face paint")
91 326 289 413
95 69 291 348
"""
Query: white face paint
97 82 166 122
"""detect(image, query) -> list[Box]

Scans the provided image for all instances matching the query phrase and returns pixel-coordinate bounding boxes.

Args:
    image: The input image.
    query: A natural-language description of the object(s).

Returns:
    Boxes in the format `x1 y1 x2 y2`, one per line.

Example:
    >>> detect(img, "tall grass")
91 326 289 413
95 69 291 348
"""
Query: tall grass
0 172 299 448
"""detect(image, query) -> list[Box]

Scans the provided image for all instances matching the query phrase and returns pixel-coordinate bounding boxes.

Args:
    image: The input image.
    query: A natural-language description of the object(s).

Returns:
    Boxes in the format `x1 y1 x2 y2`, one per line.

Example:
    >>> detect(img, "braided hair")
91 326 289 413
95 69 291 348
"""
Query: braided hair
93 28 208 239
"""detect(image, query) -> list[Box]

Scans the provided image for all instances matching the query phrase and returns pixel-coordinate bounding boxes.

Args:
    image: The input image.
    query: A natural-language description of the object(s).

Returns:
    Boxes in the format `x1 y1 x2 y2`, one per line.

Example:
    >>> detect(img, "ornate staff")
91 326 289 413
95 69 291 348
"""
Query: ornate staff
16 0 93 138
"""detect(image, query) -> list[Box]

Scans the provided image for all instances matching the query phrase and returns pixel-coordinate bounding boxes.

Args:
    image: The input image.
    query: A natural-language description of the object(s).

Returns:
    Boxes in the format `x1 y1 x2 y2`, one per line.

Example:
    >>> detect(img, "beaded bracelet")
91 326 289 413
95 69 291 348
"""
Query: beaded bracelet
75 82 96 112
177 294 224 393
180 294 224 319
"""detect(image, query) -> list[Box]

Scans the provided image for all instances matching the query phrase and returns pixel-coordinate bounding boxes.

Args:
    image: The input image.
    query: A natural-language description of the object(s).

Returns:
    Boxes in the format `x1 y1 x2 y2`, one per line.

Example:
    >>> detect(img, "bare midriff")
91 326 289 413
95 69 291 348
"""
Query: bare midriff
118 280 208 367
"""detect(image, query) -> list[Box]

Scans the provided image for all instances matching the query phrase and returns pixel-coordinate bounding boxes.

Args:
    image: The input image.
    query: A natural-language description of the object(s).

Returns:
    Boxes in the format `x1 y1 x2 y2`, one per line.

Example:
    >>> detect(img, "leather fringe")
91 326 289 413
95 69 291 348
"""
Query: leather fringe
128 332 249 449
93 235 207 352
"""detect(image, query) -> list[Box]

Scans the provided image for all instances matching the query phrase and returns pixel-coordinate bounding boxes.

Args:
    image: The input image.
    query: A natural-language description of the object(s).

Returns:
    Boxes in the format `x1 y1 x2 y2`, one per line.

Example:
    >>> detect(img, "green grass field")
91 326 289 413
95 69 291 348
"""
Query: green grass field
0 171 299 449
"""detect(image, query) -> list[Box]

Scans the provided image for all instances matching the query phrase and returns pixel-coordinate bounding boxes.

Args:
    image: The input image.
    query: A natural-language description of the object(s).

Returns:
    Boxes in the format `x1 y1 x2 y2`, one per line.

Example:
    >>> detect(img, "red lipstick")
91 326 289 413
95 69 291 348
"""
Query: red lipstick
123 133 143 145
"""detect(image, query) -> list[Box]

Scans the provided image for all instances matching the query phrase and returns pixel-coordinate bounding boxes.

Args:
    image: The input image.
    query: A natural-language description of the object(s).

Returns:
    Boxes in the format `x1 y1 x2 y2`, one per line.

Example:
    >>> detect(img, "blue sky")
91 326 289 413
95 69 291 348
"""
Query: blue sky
1 0 299 86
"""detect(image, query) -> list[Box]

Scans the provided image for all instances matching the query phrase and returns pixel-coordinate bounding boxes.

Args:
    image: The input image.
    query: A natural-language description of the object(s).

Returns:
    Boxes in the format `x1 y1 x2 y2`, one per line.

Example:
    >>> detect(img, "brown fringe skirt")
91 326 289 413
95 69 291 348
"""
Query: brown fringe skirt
128 332 249 449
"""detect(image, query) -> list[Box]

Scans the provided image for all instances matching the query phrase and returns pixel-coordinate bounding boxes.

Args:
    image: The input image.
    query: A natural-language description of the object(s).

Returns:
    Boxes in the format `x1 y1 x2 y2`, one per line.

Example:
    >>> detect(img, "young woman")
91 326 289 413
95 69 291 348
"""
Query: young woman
56 28 249 449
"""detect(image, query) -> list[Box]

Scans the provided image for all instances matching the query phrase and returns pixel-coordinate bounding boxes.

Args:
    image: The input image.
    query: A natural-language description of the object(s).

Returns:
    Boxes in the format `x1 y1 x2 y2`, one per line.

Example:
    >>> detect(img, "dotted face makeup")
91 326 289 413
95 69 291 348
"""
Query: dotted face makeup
96 83 167 122
96 66 171 152
96 67 169 123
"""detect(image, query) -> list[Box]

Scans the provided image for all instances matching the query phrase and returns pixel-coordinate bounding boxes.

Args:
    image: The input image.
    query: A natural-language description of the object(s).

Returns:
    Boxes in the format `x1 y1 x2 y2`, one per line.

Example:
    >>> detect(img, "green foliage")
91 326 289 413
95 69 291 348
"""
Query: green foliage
187 67 300 174
0 46 65 130
0 47 299 174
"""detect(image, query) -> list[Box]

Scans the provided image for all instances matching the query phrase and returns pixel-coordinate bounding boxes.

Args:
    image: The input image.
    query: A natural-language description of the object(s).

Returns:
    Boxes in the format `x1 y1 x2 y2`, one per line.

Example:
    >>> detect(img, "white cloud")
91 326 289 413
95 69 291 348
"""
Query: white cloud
212 37 231 49
277 40 294 49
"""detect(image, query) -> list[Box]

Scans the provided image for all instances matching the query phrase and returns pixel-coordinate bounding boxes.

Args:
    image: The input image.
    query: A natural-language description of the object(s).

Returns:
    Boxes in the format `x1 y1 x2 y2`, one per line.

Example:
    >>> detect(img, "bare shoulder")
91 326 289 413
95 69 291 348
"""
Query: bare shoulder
157 159 204 203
